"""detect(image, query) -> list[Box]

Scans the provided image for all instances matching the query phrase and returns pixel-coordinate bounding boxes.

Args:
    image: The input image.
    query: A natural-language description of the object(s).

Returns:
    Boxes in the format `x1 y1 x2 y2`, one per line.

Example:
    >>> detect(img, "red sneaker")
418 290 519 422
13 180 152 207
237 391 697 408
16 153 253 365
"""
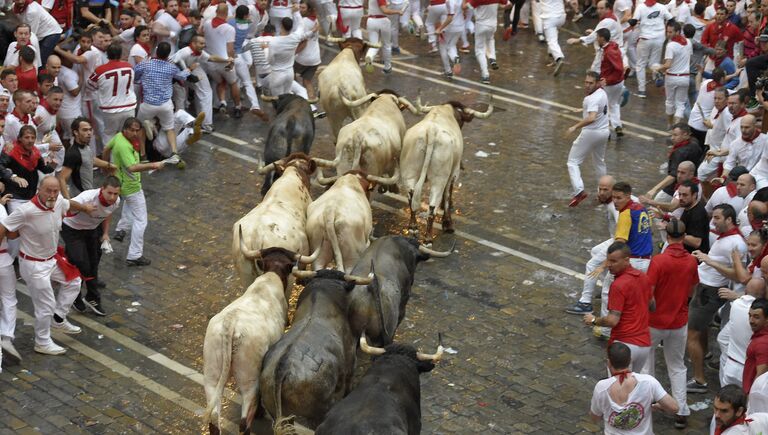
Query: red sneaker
503 27 514 41
568 191 588 207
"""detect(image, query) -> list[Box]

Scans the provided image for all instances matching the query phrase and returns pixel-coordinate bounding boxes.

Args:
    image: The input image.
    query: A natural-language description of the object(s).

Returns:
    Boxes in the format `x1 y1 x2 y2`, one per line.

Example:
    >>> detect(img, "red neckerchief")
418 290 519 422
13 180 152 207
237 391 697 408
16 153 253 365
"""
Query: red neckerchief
227 0 236 5
262 31 273 36
751 242 768 273
13 42 29 53
714 55 726 67
138 42 152 54
707 80 723 92
742 128 761 143
672 34 688 45
211 17 227 28
604 11 618 21
726 181 738 197
190 47 202 56
718 227 742 239
336 4 349 34
12 0 33 14
256 4 265 14
611 369 632 384
715 415 752 435
669 139 689 156
98 189 110 207
30 195 52 212
644 0 656 6
307 14 317 20
76 46 88 56
734 108 748 120
714 106 725 119
39 98 57 115
10 108 34 125
7 141 41 172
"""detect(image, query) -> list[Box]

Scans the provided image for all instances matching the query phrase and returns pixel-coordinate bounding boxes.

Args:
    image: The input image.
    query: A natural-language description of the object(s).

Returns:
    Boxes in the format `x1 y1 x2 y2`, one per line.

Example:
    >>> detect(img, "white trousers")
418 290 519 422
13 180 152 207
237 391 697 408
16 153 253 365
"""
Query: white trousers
567 128 609 196
389 2 408 47
531 0 542 34
604 82 623 128
665 75 690 119
0 263 17 339
636 37 664 92
235 53 260 110
600 258 650 336
625 29 638 71
718 324 745 388
474 24 496 77
340 7 364 39
698 156 725 181
21 258 82 346
83 100 106 154
425 4 447 47
579 238 612 304
318 2 338 35
137 100 175 131
643 326 691 416
439 30 462 73
367 17 393 70
408 0 424 28
542 15 565 61
116 189 147 261
268 69 295 97
154 110 195 157
102 110 134 142
174 66 214 128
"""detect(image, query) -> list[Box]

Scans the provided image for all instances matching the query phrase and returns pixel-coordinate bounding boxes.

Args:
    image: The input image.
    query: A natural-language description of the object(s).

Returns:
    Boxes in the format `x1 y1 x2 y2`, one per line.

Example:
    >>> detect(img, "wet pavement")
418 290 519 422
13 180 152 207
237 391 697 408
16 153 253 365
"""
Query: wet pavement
0 17 715 435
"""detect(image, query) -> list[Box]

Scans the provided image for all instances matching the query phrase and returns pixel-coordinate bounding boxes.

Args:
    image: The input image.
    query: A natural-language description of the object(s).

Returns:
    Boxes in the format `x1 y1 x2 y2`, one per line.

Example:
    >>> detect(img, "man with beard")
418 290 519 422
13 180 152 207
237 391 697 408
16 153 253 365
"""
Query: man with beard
712 385 768 433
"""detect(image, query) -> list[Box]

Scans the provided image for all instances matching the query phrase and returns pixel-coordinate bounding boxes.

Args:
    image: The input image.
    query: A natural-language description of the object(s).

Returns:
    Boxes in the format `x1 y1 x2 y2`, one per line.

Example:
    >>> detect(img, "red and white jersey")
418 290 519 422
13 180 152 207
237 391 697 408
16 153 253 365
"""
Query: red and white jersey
271 0 297 17
128 43 150 66
466 0 506 27
77 47 108 102
87 61 137 113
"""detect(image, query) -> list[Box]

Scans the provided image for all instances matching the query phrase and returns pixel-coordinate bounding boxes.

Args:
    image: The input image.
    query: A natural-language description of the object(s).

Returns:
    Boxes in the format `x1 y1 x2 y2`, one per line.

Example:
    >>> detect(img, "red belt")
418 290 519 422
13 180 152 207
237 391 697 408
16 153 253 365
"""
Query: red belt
340 5 363 8
666 72 690 76
0 249 7 254
630 255 651 259
19 252 55 262
430 0 446 4
369 14 386 18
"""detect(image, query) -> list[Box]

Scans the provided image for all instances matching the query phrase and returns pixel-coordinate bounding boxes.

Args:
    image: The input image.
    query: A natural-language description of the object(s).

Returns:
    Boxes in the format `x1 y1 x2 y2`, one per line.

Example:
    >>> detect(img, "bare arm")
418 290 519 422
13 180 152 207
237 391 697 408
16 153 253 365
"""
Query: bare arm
57 166 72 199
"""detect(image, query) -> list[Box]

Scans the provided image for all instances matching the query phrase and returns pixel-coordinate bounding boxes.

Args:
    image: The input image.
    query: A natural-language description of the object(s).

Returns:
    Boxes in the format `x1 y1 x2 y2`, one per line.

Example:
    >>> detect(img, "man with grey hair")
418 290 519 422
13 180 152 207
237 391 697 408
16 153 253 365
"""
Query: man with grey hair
644 124 703 204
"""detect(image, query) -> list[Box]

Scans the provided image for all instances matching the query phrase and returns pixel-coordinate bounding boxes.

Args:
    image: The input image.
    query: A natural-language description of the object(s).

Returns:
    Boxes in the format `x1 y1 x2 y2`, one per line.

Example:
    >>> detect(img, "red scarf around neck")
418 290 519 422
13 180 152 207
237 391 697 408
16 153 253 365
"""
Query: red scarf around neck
742 128 761 143
7 141 41 172
39 98 57 115
30 194 52 212
669 139 689 156
611 369 632 384
138 42 152 55
13 42 29 53
726 181 738 197
604 11 618 21
211 17 227 28
707 80 723 92
671 34 688 45
644 0 656 6
718 227 743 239
10 108 34 125
715 416 752 435
98 189 110 207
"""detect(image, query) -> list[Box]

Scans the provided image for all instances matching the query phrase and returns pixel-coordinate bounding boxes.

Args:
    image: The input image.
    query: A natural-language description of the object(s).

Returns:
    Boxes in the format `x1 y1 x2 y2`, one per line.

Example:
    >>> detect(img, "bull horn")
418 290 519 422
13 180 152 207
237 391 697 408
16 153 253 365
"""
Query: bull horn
359 335 386 355
416 335 445 362
260 94 279 102
291 266 317 279
238 225 262 260
366 167 399 185
306 97 319 104
327 36 346 42
397 96 420 115
316 168 341 185
257 161 279 174
464 96 494 119
342 93 378 108
344 271 374 285
415 96 434 114
295 244 322 264
418 240 456 258
365 40 382 48
312 156 340 168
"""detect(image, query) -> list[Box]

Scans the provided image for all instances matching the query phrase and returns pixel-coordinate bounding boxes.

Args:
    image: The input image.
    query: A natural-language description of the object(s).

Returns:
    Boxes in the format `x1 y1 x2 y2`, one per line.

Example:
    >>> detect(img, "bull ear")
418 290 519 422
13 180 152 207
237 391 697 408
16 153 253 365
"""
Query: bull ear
417 360 436 373
308 159 317 174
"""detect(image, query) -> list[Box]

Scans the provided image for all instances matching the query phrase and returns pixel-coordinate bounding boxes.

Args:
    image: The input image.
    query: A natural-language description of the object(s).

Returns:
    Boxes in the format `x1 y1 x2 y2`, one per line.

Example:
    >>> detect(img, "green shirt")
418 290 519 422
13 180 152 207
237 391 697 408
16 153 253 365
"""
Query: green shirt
107 133 141 196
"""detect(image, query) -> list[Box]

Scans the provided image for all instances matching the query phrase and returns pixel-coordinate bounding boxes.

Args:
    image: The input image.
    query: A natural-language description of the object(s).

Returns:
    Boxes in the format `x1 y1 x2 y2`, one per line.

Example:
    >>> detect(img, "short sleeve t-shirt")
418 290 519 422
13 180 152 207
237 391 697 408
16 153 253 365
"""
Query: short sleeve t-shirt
615 201 653 257
664 40 693 75
591 373 668 434
62 143 94 195
608 266 652 346
583 88 610 131
744 328 768 394
646 243 699 329
681 201 711 253
107 132 141 196
75 0 111 30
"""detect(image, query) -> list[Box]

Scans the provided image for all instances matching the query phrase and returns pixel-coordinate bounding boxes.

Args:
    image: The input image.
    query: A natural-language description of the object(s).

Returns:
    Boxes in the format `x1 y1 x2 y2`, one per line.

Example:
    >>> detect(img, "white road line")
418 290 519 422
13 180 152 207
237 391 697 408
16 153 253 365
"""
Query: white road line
200 140 261 163
210 132 250 146
15 310 241 434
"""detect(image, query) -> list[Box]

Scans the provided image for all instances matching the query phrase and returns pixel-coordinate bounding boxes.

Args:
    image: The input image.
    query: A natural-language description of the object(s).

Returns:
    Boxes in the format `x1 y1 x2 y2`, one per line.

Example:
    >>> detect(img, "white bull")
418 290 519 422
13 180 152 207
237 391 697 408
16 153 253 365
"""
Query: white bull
314 92 419 186
232 154 316 289
318 37 375 139
203 247 296 435
400 99 493 243
307 171 397 272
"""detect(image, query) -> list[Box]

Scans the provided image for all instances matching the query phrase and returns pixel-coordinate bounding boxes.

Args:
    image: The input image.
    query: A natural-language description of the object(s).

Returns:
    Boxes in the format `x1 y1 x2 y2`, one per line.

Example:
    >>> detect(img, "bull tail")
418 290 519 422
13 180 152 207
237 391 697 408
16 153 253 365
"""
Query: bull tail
351 130 364 170
369 263 390 343
273 416 315 435
324 208 344 271
203 318 235 429
410 129 435 213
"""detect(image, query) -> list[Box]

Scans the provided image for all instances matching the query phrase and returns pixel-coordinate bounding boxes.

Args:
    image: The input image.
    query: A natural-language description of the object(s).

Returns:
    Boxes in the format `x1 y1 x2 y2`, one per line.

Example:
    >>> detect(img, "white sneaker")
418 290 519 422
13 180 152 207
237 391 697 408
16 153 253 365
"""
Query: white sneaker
52 318 81 334
1 337 21 362
34 342 66 355
142 119 155 141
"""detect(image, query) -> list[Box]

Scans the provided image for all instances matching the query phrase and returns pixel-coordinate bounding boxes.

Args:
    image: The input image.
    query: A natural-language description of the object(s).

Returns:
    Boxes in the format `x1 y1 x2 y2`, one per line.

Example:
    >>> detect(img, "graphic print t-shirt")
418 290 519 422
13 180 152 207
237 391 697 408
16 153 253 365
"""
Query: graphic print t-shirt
590 373 668 434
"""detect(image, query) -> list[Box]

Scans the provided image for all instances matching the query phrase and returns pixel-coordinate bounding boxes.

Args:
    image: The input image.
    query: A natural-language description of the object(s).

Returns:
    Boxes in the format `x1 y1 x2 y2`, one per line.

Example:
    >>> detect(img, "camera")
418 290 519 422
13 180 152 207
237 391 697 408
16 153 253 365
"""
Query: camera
756 74 768 90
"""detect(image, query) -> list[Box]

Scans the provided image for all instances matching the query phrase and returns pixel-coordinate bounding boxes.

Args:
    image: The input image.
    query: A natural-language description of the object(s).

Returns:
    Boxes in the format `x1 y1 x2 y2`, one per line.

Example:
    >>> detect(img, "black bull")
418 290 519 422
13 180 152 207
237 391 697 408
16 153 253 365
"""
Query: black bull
315 343 436 435
261 94 315 195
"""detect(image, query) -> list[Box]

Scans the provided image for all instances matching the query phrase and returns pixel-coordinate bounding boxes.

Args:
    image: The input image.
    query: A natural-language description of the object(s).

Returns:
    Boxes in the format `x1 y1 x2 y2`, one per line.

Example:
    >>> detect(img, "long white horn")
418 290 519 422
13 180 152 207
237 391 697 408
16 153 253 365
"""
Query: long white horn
365 40 382 48
344 271 374 285
366 167 399 185
415 96 434 114
306 97 319 104
418 240 455 258
316 168 340 185
416 344 445 362
341 93 378 108
464 103 494 119
238 225 262 260
312 156 340 168
296 244 322 264
257 161 279 174
260 94 279 102
397 97 420 115
359 336 386 355
327 36 346 42
291 266 317 279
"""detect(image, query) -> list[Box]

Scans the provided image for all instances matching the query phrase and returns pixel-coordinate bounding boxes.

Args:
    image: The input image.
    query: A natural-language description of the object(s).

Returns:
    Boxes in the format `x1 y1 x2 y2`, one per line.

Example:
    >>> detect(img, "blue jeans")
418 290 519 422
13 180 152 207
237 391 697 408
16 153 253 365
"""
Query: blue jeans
38 33 61 67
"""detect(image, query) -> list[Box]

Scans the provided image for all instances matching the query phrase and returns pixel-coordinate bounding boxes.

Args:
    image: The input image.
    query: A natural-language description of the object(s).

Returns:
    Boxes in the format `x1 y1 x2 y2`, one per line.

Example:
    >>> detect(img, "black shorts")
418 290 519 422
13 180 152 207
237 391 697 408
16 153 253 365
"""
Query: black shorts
294 63 318 81
688 283 726 332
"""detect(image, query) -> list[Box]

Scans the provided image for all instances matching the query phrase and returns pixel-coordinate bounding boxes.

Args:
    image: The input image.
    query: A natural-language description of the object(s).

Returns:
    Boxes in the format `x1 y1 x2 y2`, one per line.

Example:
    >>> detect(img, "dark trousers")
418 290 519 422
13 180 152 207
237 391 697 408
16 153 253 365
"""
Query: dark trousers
746 53 768 97
38 33 61 67
61 224 102 301
691 127 707 155
503 0 527 32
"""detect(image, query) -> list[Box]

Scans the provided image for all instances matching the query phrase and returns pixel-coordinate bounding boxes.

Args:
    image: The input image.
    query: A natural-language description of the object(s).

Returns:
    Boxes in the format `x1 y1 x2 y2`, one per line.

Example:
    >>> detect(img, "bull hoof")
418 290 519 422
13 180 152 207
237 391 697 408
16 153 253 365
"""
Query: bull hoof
442 221 455 233
208 423 221 435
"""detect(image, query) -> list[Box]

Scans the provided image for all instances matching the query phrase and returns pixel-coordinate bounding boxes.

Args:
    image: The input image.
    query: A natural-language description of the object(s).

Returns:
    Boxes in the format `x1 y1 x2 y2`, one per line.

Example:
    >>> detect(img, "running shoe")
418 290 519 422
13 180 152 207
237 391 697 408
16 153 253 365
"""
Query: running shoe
620 87 630 107
565 302 593 314
686 379 708 393
569 191 588 207
489 58 499 70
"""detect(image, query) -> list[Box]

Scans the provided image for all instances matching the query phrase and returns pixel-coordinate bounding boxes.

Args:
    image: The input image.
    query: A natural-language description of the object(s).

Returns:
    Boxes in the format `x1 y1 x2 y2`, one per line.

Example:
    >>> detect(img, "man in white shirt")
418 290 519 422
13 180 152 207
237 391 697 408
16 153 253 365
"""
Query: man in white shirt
204 3 242 118
295 1 324 105
3 90 37 145
565 71 610 207
721 115 768 185
539 0 567 75
699 87 733 182
632 0 672 98
172 34 222 133
718 278 765 388
87 44 138 147
34 87 64 170
152 0 182 55
270 0 298 32
713 385 768 434
57 65 82 147
657 21 693 127
464 0 509 84
690 68 725 154
12 0 62 66
0 192 18 365
590 342 679 433
364 0 403 74
62 176 121 317
0 176 94 356
265 5 305 96
566 0 623 72
3 24 42 68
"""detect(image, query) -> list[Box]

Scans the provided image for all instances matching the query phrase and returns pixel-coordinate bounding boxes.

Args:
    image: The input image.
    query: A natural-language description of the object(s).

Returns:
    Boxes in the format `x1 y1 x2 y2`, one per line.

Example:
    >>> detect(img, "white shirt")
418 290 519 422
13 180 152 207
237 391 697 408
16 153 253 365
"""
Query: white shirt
707 184 747 216
724 295 756 365
590 373 668 435
294 16 320 66
539 0 565 19
706 106 733 150
750 134 768 181
749 374 768 413
203 19 236 58
4 36 43 68
267 13 305 72
687 16 708 42
724 115 747 154
445 0 465 32
614 0 633 30
128 43 149 66
666 0 692 24
87 61 137 113
3 195 69 259
689 80 717 132
581 17 623 50
665 39 693 75
155 11 182 54
270 0 296 17
3 111 35 145
78 48 109 102
725 132 764 173
0 206 12 268
582 88 609 131
34 104 62 166
171 46 211 69
63 189 120 230
467 1 500 28
118 28 136 59
739 190 757 238
17 1 62 39
58 66 82 117
633 3 672 40
698 233 747 287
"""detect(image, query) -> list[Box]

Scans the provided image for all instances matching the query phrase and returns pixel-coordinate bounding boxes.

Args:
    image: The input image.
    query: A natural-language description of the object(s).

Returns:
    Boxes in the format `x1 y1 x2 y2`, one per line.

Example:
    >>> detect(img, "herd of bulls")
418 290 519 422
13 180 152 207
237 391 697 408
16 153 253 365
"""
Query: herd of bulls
202 37 493 435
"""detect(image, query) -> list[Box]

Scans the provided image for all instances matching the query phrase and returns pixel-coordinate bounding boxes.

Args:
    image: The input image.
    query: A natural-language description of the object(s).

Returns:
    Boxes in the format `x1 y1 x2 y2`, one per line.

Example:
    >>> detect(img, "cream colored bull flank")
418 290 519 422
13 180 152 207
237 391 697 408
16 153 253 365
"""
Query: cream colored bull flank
318 47 368 139
232 166 312 288
306 174 373 273
203 272 288 434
